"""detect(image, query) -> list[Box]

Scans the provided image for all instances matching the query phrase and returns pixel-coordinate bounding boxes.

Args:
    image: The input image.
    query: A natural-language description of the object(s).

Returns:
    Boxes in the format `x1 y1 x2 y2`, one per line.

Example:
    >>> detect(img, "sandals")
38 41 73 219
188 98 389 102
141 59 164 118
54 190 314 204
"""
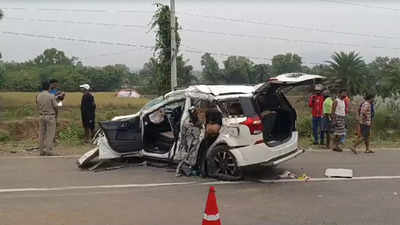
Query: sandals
365 150 375 154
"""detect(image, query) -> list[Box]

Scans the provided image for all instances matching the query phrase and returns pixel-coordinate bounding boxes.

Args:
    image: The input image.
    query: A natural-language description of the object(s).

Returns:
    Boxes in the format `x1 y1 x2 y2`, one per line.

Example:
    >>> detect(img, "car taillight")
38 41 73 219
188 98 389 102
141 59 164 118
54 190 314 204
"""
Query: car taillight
240 116 263 135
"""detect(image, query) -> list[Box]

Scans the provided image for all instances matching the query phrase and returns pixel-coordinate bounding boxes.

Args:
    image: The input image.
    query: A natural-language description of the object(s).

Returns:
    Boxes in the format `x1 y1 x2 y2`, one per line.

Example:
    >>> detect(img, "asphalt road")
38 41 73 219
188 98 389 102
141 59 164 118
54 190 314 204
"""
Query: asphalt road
1 150 400 225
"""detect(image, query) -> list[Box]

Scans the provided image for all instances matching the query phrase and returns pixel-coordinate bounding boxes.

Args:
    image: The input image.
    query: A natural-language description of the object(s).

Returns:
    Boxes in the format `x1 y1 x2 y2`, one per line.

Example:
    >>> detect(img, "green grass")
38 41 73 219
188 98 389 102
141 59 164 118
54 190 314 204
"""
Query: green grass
0 92 399 149
0 92 149 147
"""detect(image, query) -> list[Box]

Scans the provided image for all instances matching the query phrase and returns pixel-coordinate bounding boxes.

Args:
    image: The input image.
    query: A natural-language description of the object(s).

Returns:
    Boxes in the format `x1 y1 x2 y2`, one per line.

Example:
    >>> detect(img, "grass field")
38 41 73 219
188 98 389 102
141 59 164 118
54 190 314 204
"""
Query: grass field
0 92 398 156
0 92 149 109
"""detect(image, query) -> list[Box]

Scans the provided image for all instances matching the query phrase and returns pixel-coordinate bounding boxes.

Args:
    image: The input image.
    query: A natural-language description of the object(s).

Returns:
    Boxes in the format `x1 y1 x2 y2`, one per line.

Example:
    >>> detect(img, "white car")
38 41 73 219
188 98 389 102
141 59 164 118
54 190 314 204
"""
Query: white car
78 73 324 180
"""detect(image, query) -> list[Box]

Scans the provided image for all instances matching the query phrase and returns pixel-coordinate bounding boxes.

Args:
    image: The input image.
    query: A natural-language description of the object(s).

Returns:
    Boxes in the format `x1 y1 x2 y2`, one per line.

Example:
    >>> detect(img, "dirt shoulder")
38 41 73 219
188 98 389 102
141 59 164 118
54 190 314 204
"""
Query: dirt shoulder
0 142 95 157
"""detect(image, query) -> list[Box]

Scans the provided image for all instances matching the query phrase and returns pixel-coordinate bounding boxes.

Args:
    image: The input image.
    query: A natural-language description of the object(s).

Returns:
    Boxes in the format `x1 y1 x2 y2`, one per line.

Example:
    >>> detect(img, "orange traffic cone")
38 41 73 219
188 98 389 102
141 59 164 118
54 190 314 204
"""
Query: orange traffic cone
202 186 221 225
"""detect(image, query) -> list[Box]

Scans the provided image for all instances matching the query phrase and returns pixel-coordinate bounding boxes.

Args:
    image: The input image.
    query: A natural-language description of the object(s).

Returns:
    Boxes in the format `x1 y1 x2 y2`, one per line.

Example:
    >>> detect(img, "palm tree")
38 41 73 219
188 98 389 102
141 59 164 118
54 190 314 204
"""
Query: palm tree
326 51 367 95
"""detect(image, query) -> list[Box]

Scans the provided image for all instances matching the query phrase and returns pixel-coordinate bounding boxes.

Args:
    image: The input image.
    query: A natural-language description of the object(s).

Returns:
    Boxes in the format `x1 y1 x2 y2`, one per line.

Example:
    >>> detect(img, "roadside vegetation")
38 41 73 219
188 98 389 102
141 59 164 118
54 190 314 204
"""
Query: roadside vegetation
0 4 399 154
0 92 399 155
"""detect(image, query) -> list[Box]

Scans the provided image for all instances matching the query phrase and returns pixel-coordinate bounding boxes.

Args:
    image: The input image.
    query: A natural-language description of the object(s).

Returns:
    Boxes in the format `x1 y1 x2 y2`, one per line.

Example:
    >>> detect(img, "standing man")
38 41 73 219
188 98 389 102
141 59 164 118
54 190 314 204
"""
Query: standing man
49 79 65 104
36 81 58 156
80 84 96 142
309 85 324 145
331 89 349 152
351 94 375 154
321 90 333 149
340 94 351 144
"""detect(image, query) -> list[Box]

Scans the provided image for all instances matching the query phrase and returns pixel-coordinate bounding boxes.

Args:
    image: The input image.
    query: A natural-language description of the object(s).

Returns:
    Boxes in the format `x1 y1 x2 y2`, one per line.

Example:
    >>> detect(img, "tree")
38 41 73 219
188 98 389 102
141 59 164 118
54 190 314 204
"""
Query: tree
250 64 272 84
271 53 302 75
151 3 181 94
0 9 3 60
222 56 253 84
201 53 223 84
327 51 367 95
369 57 400 97
177 56 197 87
33 48 75 66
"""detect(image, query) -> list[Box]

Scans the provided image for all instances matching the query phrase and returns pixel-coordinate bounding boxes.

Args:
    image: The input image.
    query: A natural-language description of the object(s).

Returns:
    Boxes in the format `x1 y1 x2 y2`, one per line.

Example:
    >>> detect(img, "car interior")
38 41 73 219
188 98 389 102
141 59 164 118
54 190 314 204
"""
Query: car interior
143 101 185 154
255 89 296 146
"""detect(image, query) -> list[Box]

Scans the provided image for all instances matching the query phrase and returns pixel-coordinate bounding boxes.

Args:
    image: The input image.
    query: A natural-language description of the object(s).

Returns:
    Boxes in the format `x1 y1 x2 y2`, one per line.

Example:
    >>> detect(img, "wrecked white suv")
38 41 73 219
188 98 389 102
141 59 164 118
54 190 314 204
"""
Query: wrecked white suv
78 73 324 180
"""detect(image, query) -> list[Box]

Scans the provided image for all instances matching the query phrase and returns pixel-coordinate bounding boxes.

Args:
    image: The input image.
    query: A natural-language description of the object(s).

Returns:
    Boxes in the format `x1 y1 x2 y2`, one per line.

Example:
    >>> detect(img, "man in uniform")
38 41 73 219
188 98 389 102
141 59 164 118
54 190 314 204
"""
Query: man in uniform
36 81 58 156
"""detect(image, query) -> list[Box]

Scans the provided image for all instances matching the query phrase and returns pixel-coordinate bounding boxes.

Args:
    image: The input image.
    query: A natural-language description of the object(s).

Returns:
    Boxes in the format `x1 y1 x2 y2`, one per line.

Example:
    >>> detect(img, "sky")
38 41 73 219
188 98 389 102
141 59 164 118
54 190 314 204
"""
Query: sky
0 0 399 70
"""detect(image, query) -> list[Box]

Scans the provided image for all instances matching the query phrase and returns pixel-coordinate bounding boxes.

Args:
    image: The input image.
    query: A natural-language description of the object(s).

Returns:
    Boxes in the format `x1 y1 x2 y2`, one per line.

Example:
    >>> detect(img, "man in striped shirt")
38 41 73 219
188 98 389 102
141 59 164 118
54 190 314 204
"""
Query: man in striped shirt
351 94 375 154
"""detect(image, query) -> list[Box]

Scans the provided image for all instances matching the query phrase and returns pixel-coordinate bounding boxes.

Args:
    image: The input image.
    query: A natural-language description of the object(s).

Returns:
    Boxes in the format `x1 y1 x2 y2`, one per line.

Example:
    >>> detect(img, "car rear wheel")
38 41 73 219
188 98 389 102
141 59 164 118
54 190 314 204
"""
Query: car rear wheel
207 145 243 181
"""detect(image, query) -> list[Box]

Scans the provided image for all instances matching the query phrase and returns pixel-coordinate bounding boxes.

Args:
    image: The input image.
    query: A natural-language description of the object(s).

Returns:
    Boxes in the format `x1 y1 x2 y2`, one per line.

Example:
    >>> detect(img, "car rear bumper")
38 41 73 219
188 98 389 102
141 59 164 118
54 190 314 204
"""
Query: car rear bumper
269 148 304 166
229 132 301 167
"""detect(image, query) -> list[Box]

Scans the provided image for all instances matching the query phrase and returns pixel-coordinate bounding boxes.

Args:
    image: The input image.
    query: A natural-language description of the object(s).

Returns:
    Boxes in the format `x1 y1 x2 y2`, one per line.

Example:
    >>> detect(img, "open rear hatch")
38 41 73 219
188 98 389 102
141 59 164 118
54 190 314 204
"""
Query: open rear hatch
254 73 325 146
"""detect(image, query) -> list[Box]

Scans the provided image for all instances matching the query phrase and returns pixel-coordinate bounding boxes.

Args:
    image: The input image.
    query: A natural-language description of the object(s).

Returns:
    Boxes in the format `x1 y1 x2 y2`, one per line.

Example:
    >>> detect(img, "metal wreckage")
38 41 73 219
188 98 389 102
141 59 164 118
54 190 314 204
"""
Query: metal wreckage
78 73 324 181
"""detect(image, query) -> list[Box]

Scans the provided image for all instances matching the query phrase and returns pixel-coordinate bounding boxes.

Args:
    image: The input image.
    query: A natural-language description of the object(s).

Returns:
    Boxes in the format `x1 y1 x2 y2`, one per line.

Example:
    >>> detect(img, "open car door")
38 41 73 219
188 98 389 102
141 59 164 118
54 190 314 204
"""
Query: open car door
99 116 144 154
254 73 325 145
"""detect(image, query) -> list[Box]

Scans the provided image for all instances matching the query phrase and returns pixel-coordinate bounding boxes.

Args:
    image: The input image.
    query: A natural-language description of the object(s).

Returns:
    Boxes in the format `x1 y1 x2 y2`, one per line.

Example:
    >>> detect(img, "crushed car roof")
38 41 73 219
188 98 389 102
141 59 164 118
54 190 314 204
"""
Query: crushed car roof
187 85 255 96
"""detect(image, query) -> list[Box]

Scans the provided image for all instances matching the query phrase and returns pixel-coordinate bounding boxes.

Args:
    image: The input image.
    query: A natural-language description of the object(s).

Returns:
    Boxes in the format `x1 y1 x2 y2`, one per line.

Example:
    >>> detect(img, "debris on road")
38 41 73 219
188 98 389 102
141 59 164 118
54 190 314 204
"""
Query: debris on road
325 168 353 178
278 170 311 182
297 173 311 182
278 170 297 179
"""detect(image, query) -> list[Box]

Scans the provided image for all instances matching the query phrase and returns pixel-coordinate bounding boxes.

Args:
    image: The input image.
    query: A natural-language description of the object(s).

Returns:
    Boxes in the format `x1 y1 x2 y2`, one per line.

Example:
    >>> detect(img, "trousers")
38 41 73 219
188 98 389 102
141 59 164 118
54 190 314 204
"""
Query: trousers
312 116 324 143
39 115 56 153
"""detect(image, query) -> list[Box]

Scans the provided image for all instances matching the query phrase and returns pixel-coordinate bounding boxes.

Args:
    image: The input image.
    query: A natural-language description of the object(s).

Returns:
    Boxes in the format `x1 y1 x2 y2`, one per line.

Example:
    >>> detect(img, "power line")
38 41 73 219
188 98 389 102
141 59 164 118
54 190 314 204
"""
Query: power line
5 17 148 29
3 7 400 40
318 0 400 12
178 12 400 40
1 7 153 14
4 17 400 51
0 30 326 65
0 31 155 49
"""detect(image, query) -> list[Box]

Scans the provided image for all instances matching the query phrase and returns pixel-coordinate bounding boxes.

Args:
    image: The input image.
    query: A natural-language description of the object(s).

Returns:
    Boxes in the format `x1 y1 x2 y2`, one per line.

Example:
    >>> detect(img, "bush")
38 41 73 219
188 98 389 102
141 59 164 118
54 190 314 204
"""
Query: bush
297 116 312 138
58 123 84 145
0 129 10 142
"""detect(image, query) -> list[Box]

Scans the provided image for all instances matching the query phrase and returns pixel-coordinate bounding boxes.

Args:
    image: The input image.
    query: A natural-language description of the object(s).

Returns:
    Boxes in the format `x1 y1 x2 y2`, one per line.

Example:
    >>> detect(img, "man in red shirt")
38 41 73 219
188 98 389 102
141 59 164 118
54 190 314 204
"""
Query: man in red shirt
309 85 324 145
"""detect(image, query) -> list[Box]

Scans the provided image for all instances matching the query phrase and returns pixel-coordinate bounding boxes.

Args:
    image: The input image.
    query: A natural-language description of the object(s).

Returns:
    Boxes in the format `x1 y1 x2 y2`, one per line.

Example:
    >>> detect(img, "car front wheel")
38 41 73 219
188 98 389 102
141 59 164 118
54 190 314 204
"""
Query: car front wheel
206 145 243 181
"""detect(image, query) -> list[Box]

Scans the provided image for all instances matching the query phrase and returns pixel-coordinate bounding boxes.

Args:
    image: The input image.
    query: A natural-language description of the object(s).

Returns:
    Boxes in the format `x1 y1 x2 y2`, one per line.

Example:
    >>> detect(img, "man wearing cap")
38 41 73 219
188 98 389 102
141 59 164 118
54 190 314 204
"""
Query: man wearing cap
309 85 324 145
80 84 96 142
36 81 58 156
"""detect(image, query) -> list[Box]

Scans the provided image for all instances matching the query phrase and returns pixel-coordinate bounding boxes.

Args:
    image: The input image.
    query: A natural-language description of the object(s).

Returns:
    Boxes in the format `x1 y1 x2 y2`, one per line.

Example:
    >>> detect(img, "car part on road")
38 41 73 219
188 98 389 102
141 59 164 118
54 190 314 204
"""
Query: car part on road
77 147 99 168
207 145 243 181
325 168 353 178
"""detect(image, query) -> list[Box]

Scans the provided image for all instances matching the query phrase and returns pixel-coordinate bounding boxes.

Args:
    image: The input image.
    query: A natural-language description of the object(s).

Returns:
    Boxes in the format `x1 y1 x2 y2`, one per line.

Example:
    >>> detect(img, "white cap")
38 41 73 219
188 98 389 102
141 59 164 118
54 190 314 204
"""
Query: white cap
314 84 323 91
80 84 90 90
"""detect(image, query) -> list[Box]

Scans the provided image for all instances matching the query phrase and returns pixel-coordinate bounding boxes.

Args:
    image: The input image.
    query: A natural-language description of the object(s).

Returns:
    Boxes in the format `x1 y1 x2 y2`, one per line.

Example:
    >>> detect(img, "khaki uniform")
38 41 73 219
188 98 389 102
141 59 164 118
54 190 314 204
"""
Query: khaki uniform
36 91 58 154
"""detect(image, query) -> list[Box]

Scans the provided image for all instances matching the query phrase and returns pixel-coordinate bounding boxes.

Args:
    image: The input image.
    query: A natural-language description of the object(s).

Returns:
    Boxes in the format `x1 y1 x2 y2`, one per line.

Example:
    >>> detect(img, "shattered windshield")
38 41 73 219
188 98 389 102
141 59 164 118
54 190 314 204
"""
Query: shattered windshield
142 96 164 111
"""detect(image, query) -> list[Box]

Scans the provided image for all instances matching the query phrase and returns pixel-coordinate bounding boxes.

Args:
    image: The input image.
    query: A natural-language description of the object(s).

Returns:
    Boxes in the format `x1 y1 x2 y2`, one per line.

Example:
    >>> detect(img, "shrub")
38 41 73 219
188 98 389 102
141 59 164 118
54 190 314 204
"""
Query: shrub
58 123 84 145
297 116 312 138
0 129 10 142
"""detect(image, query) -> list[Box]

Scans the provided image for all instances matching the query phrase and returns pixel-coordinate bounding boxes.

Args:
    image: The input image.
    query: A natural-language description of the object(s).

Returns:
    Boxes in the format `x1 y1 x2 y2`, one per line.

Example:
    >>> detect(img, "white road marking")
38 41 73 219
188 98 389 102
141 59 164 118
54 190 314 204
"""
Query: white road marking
259 175 400 183
0 182 196 193
1 176 400 194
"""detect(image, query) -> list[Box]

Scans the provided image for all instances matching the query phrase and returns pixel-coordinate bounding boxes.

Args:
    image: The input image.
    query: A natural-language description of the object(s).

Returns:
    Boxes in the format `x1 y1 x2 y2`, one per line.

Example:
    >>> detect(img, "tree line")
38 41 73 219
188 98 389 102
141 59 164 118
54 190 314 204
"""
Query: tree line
1 5 399 97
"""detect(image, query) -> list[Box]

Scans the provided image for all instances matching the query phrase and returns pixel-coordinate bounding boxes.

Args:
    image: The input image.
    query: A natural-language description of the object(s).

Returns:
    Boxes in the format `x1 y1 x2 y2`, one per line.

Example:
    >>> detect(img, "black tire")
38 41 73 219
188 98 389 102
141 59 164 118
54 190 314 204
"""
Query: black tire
206 145 243 181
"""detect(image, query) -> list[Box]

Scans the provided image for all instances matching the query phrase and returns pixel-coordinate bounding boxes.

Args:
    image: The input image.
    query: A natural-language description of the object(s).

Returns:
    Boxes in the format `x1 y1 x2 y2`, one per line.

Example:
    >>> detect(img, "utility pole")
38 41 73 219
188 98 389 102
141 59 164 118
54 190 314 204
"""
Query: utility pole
170 0 177 91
